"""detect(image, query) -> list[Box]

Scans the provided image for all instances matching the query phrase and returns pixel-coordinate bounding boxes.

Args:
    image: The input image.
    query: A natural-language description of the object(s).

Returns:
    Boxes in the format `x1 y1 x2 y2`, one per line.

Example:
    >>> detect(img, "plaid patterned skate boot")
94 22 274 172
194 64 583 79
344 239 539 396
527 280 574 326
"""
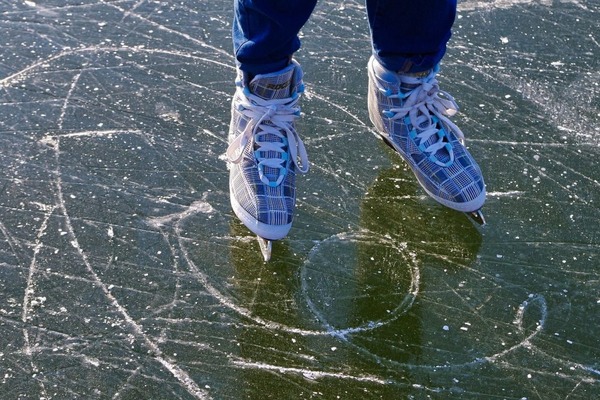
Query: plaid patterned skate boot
367 56 486 223
226 61 309 259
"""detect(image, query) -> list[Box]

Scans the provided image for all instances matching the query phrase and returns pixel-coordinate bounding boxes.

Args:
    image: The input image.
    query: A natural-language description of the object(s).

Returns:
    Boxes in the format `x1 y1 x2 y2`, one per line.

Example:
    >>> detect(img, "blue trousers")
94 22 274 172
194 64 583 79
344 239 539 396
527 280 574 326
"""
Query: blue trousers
233 0 457 75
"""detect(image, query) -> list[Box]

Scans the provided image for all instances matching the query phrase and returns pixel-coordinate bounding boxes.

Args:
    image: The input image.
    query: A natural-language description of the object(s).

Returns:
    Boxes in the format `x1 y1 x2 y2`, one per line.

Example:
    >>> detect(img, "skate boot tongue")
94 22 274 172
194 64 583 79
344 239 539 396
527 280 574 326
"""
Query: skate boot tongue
373 57 453 166
248 66 295 100
247 65 298 186
397 70 453 166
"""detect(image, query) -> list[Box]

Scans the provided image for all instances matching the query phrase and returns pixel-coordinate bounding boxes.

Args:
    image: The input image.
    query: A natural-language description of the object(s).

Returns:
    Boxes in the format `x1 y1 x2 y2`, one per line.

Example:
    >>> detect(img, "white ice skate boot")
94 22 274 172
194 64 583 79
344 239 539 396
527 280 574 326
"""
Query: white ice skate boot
226 61 309 260
367 56 486 224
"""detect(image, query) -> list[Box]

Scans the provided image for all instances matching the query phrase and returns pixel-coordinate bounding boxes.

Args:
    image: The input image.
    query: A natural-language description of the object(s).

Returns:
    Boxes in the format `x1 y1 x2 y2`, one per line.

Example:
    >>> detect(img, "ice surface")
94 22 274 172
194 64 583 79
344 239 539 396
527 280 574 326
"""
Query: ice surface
0 0 598 399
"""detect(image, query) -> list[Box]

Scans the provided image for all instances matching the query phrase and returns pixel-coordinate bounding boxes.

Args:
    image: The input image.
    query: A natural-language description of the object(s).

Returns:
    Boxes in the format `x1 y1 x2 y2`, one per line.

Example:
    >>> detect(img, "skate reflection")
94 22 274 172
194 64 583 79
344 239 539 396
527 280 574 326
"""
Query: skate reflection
301 162 482 366
354 163 482 364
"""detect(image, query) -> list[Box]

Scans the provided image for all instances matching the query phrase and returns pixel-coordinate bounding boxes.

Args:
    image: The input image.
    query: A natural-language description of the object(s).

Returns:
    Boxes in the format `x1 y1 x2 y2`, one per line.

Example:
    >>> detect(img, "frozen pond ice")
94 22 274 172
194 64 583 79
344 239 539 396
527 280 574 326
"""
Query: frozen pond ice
0 0 598 398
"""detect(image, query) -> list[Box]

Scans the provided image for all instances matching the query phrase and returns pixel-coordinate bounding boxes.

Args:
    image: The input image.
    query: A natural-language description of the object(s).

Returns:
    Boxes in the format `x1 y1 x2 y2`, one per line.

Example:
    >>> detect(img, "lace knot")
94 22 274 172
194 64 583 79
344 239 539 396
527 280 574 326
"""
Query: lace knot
226 88 309 187
380 73 464 167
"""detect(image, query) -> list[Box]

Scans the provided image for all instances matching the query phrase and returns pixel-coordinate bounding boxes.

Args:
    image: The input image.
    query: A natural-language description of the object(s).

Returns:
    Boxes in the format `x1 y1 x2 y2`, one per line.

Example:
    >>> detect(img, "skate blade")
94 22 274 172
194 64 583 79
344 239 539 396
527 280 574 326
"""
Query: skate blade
257 236 272 262
467 209 486 226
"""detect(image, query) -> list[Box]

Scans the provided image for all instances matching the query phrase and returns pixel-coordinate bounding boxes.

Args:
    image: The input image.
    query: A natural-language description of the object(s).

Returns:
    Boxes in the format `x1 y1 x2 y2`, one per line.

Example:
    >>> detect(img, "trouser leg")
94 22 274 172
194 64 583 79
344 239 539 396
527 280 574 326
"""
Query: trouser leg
366 0 457 73
233 0 318 75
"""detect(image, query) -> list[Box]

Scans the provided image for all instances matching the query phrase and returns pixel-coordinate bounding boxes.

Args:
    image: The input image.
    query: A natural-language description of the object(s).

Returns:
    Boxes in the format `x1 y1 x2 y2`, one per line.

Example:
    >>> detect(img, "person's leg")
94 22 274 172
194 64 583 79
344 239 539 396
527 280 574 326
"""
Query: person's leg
366 0 456 73
233 0 317 76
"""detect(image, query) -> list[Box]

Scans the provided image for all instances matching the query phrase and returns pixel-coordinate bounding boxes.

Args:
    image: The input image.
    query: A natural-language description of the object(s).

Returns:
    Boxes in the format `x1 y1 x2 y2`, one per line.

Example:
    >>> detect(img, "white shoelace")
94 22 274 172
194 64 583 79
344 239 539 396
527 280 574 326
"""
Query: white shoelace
226 88 309 187
380 73 465 167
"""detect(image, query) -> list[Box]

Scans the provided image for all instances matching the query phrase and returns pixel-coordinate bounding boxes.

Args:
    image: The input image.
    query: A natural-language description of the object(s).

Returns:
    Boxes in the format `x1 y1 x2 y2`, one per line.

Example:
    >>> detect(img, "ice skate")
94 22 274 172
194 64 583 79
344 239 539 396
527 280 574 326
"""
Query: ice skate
226 61 309 260
367 56 486 223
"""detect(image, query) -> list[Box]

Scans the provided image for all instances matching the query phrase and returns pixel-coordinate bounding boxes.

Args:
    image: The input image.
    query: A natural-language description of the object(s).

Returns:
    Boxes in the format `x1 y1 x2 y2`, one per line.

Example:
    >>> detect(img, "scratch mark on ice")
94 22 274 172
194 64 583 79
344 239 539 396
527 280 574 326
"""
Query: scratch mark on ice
230 359 389 384
58 71 81 130
20 206 55 398
52 137 210 400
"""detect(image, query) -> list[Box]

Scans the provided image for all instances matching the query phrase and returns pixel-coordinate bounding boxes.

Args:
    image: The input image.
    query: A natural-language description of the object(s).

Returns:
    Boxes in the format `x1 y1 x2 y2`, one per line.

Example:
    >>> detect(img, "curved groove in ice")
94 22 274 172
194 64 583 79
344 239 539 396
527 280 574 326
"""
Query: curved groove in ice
300 230 420 339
